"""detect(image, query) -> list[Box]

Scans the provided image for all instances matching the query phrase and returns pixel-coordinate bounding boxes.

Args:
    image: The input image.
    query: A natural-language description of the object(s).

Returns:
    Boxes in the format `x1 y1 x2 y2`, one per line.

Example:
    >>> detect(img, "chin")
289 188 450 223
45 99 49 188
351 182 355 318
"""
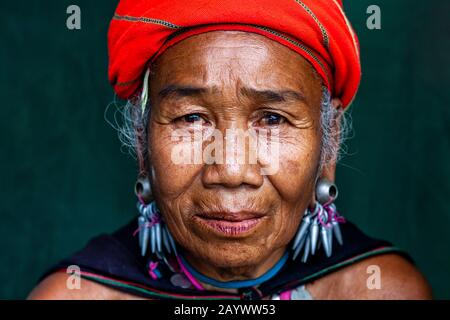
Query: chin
193 240 268 269
178 216 284 270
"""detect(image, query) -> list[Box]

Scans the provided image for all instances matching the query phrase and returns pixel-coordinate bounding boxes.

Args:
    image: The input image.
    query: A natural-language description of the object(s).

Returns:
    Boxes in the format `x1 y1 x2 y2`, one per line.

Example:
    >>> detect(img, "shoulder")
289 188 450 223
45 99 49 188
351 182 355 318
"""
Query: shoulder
27 271 147 300
28 220 144 300
307 253 433 299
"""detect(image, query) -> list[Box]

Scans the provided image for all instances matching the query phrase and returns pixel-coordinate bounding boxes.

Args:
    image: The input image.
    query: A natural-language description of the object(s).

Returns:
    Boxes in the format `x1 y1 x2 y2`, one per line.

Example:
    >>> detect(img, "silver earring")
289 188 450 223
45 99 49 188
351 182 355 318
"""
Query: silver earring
135 177 177 259
136 201 177 258
135 176 153 203
315 178 338 204
291 179 345 262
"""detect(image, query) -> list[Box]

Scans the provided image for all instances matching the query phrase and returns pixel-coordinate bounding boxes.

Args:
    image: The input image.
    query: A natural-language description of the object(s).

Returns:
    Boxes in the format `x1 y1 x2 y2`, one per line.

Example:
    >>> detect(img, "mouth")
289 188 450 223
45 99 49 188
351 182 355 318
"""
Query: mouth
193 211 266 237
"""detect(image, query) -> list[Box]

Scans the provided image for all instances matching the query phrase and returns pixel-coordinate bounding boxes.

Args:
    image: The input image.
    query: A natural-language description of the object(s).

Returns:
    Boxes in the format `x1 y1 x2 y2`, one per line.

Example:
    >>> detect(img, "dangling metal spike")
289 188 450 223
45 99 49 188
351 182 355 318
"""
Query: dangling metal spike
155 223 162 252
321 208 329 225
141 224 150 257
136 202 144 213
138 216 145 248
301 237 311 263
143 204 151 218
292 215 311 250
327 226 333 255
150 226 156 254
310 220 319 255
321 226 331 257
316 236 322 251
332 221 343 245
292 234 307 260
162 226 172 254
150 202 158 217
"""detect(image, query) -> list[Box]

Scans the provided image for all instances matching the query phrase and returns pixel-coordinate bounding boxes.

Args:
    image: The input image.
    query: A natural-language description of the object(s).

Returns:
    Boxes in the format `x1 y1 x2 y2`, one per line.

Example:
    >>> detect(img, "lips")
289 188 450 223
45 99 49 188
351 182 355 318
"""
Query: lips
194 211 266 236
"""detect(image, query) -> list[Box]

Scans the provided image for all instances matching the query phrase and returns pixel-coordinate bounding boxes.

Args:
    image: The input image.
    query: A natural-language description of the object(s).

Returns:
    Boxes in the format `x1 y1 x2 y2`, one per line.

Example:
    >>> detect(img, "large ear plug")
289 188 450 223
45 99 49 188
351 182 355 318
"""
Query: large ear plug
315 178 338 204
134 175 153 203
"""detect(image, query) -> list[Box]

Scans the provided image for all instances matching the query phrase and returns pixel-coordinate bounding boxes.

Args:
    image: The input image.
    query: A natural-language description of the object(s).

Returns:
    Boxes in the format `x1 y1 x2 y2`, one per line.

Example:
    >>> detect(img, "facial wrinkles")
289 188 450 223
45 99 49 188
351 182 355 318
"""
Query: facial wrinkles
152 48 320 201
147 31 324 278
199 47 266 130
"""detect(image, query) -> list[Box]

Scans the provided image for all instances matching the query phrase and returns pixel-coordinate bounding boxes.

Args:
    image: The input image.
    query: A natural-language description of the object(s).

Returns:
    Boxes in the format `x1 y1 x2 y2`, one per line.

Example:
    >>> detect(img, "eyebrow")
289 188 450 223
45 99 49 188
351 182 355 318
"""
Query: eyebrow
158 84 207 101
239 87 307 104
158 84 307 104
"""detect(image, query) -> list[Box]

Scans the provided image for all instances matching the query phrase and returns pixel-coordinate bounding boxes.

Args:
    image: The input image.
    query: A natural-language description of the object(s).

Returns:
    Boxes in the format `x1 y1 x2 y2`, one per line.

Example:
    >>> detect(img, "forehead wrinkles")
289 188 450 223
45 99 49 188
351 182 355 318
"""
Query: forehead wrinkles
151 31 321 105
190 43 272 90
153 54 263 103
156 32 285 80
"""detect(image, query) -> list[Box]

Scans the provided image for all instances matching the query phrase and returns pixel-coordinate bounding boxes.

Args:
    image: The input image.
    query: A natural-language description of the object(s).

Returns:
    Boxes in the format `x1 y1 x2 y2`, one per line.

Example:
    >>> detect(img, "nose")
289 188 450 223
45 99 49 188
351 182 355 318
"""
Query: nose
202 161 264 189
201 126 264 189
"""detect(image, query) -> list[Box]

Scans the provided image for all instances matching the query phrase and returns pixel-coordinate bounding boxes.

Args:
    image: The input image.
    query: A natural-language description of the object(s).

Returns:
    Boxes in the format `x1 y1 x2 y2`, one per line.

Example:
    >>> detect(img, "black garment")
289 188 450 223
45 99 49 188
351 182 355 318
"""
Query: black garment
40 218 412 300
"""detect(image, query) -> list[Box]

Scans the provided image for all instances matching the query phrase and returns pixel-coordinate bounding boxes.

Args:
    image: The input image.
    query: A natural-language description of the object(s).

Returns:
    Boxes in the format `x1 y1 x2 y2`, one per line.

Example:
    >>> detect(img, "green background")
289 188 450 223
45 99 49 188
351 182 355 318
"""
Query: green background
1 0 449 299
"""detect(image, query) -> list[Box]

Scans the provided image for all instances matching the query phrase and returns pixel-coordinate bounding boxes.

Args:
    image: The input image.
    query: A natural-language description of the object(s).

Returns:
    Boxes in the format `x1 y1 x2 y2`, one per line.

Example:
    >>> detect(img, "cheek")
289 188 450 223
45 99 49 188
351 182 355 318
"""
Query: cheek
149 125 202 200
267 129 322 203
261 130 321 247
148 126 201 242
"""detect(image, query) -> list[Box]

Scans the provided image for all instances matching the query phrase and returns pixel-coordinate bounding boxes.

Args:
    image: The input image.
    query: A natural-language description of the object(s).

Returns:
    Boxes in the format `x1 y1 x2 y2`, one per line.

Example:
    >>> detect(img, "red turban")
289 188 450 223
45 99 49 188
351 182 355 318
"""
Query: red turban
108 0 361 108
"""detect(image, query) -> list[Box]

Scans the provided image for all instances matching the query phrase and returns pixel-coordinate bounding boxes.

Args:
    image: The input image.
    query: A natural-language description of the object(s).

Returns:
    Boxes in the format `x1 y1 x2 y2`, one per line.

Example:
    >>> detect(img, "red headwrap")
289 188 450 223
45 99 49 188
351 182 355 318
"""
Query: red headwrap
108 0 361 108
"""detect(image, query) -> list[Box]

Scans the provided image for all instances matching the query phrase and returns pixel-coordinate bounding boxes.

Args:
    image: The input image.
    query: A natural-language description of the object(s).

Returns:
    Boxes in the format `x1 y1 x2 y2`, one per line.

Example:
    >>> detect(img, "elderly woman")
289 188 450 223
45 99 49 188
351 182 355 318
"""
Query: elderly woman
29 0 431 300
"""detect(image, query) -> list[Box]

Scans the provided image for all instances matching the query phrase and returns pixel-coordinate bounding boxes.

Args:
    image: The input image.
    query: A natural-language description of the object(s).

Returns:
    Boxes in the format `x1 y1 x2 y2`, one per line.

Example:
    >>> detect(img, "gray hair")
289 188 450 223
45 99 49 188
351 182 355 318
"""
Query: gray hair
106 85 351 174
319 87 351 169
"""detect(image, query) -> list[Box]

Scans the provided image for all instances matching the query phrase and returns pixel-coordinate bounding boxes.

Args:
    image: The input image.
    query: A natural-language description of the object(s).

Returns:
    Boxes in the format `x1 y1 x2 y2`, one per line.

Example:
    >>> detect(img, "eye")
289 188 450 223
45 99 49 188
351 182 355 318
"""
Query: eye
183 113 203 123
259 112 286 126
175 113 210 127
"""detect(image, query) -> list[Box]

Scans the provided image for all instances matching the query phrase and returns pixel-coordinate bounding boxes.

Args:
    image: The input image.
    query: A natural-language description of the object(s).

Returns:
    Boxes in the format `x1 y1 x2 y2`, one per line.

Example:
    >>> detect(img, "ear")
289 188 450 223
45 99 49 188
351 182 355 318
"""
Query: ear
135 132 149 177
318 97 343 183
135 100 152 177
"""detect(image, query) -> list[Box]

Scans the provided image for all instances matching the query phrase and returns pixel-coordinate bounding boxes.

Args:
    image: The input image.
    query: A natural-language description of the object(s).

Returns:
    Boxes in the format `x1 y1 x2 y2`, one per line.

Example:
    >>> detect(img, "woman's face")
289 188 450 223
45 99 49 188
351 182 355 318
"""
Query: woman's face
148 31 324 277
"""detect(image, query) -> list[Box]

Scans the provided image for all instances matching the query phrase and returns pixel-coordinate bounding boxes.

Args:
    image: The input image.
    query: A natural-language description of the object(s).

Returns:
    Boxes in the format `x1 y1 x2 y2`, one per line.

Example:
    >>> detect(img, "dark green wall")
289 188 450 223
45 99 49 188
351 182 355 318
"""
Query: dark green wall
1 0 449 299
